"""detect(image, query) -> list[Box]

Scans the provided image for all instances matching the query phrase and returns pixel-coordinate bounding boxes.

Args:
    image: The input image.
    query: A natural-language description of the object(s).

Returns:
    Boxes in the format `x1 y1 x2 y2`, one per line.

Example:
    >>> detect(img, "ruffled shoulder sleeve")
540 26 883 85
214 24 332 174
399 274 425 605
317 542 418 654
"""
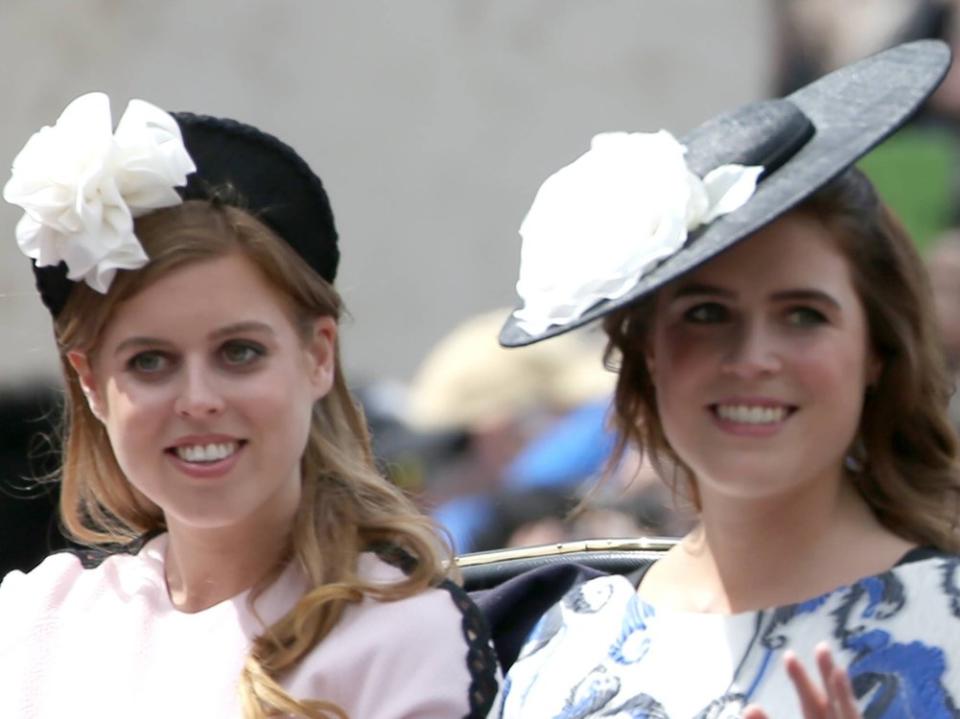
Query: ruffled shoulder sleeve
0 551 86 650
0 537 167 654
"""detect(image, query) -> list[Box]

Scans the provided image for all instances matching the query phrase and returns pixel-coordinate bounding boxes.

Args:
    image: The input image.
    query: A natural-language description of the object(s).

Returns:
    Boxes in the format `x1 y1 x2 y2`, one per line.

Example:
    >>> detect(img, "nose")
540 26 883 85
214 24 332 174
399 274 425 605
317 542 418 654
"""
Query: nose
173 362 225 418
719 319 782 378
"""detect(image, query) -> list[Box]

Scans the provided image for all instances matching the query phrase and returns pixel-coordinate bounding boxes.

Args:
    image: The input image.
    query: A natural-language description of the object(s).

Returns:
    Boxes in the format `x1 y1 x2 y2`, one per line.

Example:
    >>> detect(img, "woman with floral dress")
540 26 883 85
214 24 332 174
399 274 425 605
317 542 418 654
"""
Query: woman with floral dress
497 40 960 719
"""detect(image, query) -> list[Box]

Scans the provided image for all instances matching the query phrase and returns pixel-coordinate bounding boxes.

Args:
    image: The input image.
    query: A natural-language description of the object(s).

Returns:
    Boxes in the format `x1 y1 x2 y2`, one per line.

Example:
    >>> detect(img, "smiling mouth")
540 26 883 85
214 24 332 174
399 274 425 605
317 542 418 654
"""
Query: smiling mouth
169 441 245 464
711 404 795 425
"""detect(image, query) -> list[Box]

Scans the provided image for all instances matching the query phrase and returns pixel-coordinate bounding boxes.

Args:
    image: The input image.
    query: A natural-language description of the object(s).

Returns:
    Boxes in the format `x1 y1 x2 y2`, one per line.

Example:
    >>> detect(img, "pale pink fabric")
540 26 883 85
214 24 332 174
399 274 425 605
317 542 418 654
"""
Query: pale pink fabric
0 534 487 717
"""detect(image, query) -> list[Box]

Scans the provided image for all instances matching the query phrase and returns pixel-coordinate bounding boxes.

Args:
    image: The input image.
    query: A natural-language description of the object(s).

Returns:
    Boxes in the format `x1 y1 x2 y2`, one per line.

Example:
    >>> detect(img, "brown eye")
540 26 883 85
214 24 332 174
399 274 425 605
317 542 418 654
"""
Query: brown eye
684 303 728 324
220 341 265 366
127 351 171 374
786 307 827 326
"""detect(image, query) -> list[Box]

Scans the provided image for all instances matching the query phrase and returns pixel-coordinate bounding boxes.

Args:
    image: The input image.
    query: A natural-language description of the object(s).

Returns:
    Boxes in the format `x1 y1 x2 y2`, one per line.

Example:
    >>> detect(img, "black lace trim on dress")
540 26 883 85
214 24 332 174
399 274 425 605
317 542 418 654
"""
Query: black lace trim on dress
438 578 500 718
75 529 164 569
372 543 499 715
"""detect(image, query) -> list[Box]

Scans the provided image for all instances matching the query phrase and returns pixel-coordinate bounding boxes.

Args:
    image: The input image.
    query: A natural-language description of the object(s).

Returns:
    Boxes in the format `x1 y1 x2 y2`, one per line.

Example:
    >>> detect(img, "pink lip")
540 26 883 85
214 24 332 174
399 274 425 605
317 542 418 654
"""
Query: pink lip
164 435 246 480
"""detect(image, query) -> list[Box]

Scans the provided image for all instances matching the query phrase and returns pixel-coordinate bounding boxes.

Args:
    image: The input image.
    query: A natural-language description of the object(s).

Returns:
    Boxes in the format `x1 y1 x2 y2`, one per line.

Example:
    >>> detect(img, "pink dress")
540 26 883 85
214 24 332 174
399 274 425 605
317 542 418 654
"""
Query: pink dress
0 534 499 718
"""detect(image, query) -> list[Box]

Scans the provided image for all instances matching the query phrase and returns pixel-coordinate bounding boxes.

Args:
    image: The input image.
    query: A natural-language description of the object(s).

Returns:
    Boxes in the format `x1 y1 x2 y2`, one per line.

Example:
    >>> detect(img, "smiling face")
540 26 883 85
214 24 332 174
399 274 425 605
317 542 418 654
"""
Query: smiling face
645 211 880 502
69 252 335 535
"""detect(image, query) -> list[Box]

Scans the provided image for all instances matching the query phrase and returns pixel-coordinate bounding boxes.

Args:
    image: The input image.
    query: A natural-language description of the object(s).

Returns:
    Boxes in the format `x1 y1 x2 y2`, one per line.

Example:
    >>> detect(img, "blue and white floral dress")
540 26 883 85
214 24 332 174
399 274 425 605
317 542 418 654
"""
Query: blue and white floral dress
501 550 960 718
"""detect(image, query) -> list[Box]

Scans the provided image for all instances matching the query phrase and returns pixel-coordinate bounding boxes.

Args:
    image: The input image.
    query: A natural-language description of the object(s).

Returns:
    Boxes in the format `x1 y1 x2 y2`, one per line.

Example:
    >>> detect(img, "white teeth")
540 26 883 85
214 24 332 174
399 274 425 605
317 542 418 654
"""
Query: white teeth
715 405 787 424
175 442 238 463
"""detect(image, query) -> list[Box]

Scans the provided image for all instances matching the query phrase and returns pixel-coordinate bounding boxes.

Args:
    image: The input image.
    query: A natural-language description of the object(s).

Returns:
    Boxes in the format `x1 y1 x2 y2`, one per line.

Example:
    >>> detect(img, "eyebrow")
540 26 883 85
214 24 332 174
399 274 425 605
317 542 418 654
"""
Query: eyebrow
668 283 842 310
209 321 277 341
770 289 842 310
668 283 735 300
112 321 277 357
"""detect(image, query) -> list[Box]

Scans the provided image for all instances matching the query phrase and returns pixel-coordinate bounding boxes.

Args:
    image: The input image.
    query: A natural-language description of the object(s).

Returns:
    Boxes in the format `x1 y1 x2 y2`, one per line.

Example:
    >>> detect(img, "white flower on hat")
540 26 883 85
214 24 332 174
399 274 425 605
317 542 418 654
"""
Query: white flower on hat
3 92 196 293
514 131 763 336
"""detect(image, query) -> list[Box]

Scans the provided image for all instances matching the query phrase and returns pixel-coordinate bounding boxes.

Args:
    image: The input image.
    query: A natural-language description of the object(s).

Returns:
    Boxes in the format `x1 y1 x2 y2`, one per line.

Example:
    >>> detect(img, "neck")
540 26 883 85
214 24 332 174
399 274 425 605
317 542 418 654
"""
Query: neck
700 472 856 564
163 515 294 613
655 471 912 613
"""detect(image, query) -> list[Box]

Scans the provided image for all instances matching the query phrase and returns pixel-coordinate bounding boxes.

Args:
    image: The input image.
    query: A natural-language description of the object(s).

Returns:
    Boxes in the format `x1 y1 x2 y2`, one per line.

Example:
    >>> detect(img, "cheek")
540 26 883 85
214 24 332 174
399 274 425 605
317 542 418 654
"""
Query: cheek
105 392 165 470
649 327 717 398
251 386 314 427
792 332 870 392
647 329 717 453
797 345 869 460
98 385 172 490
785 334 872 456
250 394 315 474
241 369 317 437
101 380 170 444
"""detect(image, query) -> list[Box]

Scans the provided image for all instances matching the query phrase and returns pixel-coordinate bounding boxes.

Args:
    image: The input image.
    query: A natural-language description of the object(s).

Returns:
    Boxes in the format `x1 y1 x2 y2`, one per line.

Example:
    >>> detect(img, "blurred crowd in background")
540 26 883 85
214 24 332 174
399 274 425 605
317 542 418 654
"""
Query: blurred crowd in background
7 0 960 574
363 309 695 554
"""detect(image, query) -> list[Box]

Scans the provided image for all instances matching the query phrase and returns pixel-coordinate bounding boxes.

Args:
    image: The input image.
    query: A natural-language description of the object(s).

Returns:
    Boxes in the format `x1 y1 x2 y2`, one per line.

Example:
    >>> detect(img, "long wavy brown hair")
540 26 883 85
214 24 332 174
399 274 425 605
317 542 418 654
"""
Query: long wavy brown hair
52 200 451 718
603 168 960 551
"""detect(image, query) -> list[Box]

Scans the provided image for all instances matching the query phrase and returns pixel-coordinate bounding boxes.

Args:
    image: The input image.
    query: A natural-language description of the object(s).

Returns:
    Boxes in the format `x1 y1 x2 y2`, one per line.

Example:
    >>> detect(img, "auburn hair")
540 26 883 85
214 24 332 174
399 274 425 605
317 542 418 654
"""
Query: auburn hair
603 168 960 551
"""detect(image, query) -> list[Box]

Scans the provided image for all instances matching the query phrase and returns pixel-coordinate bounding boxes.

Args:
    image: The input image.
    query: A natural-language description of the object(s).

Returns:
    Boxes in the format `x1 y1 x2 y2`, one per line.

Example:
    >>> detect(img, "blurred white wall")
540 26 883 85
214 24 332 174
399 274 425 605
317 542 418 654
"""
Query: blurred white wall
0 1 770 385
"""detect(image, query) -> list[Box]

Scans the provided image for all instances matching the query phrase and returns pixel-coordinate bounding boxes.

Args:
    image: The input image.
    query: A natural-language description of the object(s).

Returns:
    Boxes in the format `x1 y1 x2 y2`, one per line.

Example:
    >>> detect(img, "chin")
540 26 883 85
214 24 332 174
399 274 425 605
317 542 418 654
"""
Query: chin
696 463 800 495
161 502 252 530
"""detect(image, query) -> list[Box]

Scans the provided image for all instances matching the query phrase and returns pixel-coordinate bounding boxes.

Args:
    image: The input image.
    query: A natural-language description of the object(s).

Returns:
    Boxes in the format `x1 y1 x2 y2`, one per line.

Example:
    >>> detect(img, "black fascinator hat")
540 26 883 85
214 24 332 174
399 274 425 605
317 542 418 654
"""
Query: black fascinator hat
499 40 952 347
172 112 339 282
17 103 338 318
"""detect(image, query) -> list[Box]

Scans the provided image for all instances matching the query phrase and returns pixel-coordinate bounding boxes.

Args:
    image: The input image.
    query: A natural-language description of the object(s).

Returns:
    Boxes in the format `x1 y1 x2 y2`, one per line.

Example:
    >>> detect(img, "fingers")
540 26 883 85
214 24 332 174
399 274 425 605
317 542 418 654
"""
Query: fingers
831 670 860 719
752 646 861 719
815 643 837 689
815 643 860 719
785 649 829 719
741 704 770 719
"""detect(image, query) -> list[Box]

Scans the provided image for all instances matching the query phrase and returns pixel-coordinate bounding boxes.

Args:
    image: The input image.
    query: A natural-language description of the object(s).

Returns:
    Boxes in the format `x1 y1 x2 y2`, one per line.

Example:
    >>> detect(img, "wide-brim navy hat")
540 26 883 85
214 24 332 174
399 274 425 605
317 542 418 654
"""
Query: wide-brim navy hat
499 39 951 348
25 108 338 317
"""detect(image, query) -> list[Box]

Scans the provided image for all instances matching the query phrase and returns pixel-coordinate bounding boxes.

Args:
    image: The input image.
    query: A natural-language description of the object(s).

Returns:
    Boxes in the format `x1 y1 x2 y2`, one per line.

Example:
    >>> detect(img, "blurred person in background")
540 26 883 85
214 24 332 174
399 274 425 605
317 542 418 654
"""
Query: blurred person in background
773 0 960 252
408 307 615 552
772 0 952 95
493 400 695 548
927 229 960 430
352 379 467 501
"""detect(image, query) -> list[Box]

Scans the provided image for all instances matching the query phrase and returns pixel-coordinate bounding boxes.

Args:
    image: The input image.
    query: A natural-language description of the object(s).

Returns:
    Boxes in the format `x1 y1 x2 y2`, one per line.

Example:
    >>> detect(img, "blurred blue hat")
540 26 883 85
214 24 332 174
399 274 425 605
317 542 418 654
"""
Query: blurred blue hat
505 399 616 491
432 494 498 554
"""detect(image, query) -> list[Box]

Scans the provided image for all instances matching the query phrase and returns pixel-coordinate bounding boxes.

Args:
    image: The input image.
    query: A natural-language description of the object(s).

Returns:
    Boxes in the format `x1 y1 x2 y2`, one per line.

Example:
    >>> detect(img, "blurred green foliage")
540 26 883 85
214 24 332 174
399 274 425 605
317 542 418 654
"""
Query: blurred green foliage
859 125 960 254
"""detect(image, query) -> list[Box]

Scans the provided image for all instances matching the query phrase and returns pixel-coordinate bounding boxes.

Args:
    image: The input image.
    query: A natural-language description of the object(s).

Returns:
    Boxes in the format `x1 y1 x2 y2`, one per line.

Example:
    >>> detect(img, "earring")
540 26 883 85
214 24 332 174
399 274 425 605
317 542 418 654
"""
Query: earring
844 435 867 473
